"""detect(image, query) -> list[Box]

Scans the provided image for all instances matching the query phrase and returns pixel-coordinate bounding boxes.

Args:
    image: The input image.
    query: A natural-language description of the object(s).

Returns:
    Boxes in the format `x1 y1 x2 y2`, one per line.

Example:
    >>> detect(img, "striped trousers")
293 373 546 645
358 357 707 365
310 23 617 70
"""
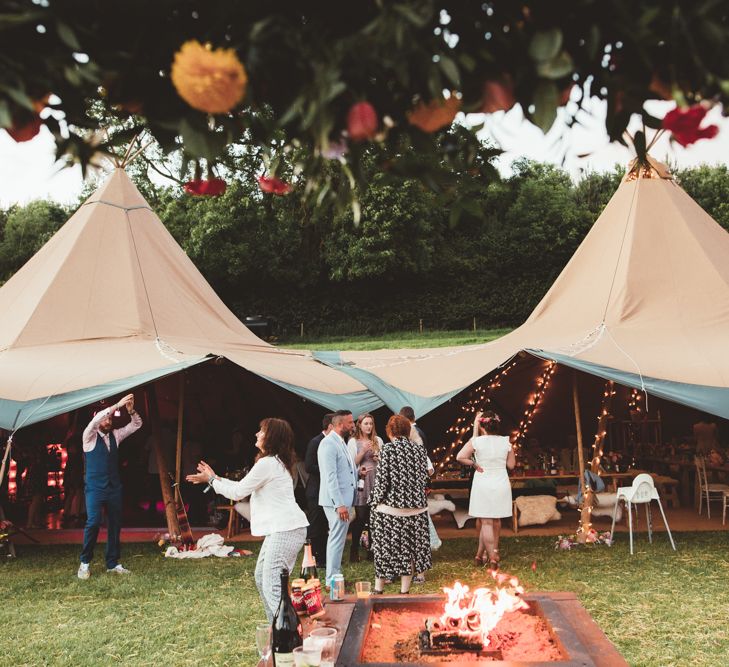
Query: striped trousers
256 527 307 621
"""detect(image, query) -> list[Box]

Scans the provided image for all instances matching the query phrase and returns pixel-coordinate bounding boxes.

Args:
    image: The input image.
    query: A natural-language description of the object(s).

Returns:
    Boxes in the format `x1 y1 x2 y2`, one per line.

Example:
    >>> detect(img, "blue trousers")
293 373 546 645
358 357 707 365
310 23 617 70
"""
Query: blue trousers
323 505 352 583
80 487 122 569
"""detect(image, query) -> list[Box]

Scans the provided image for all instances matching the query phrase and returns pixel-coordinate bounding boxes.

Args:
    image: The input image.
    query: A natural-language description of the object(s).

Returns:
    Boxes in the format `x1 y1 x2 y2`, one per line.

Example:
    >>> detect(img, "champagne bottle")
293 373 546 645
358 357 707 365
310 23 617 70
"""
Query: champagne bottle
549 455 557 475
300 539 318 582
272 568 303 666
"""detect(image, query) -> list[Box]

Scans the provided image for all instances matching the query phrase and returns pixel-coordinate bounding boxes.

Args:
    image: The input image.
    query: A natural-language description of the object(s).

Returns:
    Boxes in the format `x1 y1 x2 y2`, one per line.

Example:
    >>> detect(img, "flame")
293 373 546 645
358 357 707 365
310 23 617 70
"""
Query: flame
440 572 529 647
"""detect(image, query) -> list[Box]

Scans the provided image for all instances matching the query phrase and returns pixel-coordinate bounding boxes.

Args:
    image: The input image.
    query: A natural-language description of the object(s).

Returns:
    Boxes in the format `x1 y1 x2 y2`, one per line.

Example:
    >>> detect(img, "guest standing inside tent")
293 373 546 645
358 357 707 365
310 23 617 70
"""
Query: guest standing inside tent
456 411 515 570
186 418 308 622
78 394 141 580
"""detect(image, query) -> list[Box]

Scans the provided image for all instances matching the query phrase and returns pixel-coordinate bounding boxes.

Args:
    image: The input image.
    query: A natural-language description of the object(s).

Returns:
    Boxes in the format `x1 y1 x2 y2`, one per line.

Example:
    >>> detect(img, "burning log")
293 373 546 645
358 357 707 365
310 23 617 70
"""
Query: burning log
418 572 530 657
420 617 484 653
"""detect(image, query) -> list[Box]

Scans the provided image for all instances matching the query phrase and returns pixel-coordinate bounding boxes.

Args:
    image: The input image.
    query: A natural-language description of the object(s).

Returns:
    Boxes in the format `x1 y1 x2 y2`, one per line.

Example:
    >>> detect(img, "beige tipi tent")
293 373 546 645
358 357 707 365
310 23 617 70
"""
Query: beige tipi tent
319 158 729 420
0 169 379 431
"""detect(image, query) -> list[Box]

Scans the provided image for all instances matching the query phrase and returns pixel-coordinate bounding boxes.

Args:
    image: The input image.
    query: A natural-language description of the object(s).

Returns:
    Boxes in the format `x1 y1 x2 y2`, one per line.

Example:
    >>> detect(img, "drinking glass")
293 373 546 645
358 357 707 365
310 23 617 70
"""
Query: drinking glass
293 645 322 666
254 622 271 666
355 581 371 598
309 627 337 667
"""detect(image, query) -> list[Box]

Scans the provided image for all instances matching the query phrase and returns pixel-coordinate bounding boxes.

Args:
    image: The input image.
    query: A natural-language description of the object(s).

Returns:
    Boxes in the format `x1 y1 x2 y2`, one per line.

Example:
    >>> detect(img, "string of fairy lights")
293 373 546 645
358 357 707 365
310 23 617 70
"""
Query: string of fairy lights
627 387 644 415
512 361 557 452
434 360 518 472
590 380 616 474
576 379 616 537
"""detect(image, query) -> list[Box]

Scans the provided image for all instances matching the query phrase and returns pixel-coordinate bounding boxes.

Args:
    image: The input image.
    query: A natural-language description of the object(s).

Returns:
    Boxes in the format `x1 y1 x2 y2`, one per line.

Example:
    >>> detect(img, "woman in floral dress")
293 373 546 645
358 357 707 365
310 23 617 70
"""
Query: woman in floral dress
370 414 431 594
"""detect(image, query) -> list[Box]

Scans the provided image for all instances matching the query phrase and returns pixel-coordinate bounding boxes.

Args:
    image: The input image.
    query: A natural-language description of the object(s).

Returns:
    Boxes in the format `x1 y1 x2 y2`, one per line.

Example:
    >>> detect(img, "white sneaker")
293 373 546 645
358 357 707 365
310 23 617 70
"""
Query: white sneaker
106 564 130 574
77 563 90 580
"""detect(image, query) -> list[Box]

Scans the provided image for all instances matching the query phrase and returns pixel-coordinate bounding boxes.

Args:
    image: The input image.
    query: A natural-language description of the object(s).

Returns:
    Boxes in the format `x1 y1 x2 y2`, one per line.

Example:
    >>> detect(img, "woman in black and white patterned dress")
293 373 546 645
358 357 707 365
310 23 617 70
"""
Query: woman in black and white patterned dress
370 414 432 594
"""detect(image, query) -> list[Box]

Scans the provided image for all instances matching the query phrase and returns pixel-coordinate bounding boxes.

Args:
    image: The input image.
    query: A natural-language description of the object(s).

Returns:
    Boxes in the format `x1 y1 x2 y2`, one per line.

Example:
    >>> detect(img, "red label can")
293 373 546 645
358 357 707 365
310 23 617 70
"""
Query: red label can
291 578 307 615
303 579 325 618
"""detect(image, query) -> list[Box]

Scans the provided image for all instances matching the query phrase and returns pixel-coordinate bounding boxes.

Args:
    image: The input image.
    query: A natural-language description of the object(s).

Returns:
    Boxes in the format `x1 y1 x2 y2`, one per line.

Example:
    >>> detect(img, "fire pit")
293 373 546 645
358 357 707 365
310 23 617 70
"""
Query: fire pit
336 584 626 665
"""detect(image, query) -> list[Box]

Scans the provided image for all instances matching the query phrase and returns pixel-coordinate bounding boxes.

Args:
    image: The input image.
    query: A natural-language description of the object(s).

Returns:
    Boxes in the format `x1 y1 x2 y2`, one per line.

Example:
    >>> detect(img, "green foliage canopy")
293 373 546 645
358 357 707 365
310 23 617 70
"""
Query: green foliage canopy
2 1 728 213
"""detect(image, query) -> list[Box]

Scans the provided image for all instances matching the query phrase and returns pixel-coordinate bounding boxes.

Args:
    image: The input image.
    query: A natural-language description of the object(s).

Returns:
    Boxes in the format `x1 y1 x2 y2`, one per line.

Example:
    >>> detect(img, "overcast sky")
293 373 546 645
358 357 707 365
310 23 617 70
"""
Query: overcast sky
1 98 728 207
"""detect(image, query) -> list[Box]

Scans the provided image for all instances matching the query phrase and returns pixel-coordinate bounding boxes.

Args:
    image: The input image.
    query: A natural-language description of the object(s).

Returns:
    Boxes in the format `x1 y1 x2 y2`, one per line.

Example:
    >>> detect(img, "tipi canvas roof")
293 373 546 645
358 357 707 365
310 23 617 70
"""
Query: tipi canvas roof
0 169 378 430
324 160 729 419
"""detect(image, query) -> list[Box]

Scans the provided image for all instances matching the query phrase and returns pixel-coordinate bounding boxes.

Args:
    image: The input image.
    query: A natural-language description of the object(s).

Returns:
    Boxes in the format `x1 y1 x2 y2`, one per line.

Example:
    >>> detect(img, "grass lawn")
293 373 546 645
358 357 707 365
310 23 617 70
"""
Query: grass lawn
3 531 729 666
279 328 513 351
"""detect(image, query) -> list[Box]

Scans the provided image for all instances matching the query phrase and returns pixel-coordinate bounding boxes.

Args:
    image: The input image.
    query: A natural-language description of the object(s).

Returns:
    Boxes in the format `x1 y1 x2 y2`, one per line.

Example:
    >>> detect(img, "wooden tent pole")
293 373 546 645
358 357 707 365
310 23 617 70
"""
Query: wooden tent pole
174 374 185 488
572 370 592 541
120 132 140 166
146 384 181 539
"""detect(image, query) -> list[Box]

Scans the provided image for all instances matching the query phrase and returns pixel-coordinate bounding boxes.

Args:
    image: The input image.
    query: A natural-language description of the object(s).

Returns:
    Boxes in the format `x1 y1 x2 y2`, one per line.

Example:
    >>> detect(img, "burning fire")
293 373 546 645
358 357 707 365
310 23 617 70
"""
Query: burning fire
437 572 529 647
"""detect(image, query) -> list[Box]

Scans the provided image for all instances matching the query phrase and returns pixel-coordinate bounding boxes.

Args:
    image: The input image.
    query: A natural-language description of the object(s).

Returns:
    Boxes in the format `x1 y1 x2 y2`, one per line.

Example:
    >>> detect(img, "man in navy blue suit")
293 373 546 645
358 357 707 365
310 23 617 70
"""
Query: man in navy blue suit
77 393 142 579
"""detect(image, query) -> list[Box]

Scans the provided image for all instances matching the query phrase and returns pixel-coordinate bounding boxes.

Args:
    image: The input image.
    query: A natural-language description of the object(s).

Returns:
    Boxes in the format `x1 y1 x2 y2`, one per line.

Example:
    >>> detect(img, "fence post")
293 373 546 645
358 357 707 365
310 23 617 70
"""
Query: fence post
473 316 477 332
419 318 423 334
300 322 304 338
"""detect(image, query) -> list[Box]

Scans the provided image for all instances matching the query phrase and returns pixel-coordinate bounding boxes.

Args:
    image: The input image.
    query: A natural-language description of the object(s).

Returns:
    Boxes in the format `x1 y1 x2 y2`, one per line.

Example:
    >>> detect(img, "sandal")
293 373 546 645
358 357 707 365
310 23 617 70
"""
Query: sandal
488 549 500 571
474 554 485 567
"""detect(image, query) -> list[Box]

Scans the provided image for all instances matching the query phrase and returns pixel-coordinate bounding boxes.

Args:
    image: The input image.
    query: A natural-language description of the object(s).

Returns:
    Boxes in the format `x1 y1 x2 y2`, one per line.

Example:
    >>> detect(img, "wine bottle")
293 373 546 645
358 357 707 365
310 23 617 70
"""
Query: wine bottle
300 539 318 582
549 455 557 475
272 568 303 666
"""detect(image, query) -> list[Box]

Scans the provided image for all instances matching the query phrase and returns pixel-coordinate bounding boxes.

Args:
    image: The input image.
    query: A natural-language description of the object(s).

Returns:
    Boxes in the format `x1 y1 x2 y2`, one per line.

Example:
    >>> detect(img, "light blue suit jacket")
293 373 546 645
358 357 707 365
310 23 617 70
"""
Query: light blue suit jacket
317 431 357 509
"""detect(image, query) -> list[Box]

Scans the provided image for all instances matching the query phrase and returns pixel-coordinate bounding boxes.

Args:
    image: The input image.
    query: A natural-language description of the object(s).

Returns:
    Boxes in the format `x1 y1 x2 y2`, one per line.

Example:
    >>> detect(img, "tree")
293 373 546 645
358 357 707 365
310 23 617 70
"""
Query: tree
0 200 68 282
1 1 727 215
675 164 729 231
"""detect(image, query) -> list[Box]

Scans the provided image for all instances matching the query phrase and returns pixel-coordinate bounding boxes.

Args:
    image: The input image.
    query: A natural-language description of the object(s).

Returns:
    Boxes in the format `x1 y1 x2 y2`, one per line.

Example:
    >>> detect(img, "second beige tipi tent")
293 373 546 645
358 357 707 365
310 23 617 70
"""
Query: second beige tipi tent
320 157 729 421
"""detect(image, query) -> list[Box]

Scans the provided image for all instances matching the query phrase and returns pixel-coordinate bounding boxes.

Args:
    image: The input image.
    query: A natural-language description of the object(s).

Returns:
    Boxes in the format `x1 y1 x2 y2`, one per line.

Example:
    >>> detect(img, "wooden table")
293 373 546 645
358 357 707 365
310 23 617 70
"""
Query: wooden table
641 455 729 507
257 598 355 666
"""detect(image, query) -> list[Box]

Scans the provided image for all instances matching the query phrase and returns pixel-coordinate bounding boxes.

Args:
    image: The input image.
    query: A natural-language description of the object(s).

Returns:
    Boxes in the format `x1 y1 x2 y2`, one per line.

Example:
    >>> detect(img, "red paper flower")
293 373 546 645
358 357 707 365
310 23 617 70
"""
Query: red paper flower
408 95 461 133
347 101 378 141
6 116 42 142
481 76 516 114
662 105 719 147
531 560 537 572
257 175 292 195
183 178 227 196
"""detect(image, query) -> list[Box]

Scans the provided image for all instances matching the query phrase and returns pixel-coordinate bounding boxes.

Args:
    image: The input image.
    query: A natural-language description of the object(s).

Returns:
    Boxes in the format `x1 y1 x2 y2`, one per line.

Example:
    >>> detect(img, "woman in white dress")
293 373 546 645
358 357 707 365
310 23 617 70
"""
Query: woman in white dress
456 410 515 569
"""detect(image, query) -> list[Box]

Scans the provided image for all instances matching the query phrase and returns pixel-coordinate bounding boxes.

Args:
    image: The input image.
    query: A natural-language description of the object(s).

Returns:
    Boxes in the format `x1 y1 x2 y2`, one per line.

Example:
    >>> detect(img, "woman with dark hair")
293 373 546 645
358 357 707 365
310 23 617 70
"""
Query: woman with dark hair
187 417 308 621
347 413 383 562
370 414 431 594
456 410 515 569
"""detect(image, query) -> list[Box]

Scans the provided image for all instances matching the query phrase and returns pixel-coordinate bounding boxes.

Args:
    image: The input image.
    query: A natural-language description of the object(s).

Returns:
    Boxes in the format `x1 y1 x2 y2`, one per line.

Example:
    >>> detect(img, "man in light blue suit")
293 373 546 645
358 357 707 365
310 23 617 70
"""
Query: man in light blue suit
317 409 357 583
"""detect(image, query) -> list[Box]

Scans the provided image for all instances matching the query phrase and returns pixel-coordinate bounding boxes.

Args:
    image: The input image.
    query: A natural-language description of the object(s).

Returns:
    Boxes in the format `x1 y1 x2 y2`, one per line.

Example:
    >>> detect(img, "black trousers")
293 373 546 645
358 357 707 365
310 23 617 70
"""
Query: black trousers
305 495 329 567
350 504 371 555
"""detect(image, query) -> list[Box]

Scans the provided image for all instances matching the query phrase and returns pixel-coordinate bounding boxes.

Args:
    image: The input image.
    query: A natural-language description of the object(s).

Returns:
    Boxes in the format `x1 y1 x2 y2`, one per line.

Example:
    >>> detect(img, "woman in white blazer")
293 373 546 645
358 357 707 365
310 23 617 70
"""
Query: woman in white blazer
187 418 308 621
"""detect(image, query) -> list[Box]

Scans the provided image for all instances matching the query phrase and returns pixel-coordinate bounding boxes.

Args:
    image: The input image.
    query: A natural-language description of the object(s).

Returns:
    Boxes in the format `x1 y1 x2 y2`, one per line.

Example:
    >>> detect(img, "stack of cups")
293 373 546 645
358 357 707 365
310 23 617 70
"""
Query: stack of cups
305 627 338 667
293 644 321 666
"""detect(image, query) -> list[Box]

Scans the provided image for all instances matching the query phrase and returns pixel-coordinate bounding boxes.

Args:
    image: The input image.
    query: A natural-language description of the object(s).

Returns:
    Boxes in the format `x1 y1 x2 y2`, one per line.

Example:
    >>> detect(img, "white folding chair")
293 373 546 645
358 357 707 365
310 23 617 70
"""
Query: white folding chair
694 456 729 518
610 473 676 555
